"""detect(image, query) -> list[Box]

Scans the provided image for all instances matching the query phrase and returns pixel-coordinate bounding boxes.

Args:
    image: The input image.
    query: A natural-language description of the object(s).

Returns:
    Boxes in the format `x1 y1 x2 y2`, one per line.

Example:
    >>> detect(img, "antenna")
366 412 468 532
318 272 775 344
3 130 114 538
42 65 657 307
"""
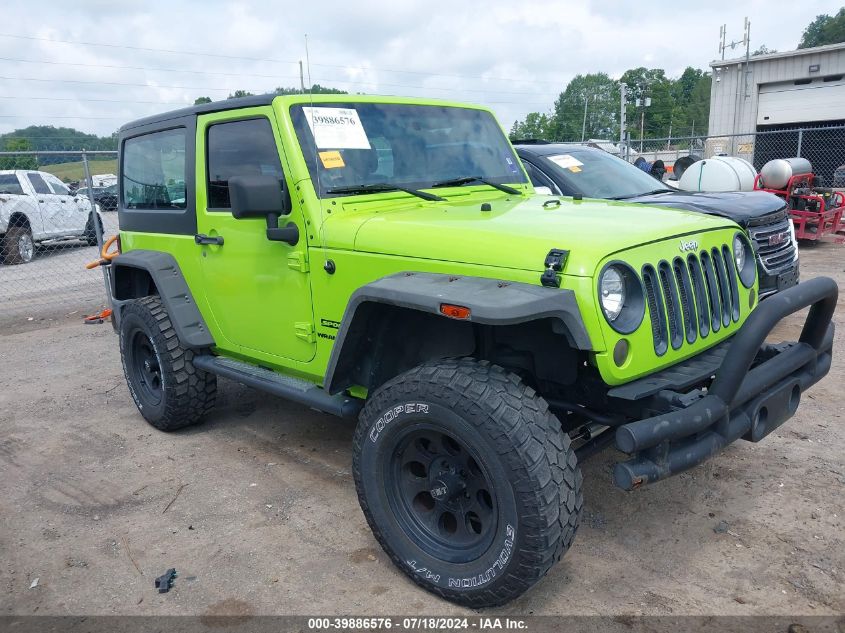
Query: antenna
303 34 331 269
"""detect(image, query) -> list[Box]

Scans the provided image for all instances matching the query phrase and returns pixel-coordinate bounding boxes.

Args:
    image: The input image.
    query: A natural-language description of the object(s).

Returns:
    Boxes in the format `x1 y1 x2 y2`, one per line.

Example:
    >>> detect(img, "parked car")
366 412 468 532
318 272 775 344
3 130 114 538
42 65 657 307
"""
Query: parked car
77 183 119 211
104 94 836 606
0 170 101 264
515 142 800 298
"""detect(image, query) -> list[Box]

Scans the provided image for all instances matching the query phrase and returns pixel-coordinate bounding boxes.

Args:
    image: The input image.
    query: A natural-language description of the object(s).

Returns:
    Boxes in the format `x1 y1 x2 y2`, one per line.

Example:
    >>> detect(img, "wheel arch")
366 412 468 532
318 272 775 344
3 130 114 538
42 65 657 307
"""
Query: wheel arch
111 250 214 349
6 211 32 232
324 272 592 395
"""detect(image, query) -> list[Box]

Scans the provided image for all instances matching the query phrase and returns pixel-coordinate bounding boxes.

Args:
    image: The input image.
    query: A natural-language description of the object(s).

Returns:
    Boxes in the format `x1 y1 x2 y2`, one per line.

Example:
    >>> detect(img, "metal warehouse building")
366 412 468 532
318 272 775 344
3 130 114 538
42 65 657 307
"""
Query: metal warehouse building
708 42 845 184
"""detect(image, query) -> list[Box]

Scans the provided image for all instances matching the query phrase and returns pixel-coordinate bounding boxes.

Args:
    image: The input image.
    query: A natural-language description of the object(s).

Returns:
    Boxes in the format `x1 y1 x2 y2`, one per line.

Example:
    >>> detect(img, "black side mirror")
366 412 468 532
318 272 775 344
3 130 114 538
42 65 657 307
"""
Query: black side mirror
229 175 298 245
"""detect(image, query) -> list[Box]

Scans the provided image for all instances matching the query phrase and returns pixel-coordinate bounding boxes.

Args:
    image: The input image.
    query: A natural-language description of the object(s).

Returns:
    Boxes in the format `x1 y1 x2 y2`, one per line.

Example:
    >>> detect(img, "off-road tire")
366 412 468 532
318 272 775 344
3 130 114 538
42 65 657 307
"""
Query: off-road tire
353 358 582 607
119 296 216 431
1 225 34 265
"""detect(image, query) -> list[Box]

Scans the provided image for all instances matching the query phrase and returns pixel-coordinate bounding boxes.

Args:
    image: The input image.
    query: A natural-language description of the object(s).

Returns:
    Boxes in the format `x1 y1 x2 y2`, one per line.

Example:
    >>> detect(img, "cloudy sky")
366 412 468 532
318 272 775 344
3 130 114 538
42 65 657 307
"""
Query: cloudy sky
0 0 841 138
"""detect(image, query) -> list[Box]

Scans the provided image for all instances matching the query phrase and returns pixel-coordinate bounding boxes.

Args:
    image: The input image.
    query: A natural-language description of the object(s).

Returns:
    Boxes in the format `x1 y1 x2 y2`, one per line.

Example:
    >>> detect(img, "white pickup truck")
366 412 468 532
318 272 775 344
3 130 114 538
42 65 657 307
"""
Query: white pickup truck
0 170 101 265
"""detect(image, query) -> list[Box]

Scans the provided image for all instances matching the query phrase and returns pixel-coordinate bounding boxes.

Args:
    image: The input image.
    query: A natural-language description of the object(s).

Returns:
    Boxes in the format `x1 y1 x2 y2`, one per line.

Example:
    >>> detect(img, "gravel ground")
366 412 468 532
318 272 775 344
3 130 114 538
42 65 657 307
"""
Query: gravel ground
0 243 843 618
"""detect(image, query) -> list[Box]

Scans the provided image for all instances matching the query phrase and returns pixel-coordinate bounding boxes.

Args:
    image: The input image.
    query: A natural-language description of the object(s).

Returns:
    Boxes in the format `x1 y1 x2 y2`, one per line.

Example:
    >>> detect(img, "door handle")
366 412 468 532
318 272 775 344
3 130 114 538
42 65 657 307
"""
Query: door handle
194 233 224 246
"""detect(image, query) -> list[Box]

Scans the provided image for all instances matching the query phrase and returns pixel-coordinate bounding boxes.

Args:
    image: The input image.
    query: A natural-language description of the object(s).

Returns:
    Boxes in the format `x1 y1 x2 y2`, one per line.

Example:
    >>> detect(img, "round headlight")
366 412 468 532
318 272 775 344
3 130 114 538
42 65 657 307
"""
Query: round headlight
600 266 626 321
598 262 645 334
733 234 746 272
734 232 756 288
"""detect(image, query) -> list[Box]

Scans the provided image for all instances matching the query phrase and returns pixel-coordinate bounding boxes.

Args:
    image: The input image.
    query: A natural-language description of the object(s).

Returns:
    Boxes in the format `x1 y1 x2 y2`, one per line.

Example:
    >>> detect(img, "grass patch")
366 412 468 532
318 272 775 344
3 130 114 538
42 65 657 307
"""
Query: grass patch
41 159 118 183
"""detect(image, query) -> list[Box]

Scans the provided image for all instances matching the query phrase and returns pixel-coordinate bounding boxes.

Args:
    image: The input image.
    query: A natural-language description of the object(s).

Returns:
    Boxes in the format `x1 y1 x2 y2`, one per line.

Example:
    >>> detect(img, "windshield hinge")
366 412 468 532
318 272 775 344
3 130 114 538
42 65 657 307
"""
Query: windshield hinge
295 322 315 343
287 251 310 273
540 249 569 288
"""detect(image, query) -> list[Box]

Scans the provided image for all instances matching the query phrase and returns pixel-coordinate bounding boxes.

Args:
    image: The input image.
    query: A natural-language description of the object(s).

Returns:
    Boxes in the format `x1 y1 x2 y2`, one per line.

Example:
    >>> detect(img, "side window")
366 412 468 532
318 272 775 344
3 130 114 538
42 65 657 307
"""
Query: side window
46 177 70 195
0 174 24 195
27 173 52 195
522 160 560 194
122 128 187 209
206 118 283 209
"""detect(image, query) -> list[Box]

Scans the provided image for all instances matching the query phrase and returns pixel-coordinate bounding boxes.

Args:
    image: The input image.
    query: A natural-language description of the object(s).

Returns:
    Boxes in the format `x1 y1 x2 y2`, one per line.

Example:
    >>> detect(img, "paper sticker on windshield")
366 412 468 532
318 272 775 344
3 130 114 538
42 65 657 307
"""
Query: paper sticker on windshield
503 153 520 174
302 107 371 149
548 154 584 170
319 150 345 169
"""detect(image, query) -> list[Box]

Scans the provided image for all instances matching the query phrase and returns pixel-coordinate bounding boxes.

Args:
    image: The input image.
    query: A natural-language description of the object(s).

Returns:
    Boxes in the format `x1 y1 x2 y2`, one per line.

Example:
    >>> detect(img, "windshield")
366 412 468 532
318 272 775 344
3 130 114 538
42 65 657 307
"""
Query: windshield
290 103 526 198
538 149 670 199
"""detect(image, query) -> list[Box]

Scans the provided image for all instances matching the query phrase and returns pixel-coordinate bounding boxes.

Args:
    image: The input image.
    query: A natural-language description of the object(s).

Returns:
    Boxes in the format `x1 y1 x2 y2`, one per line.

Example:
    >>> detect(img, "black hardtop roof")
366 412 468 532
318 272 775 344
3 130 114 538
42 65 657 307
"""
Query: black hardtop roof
119 94 277 133
513 142 599 157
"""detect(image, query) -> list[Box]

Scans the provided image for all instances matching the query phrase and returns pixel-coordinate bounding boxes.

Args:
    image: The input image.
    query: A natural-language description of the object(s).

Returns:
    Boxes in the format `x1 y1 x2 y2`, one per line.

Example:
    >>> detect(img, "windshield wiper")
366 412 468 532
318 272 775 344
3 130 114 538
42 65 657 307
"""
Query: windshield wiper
431 176 521 195
610 189 673 200
326 183 445 202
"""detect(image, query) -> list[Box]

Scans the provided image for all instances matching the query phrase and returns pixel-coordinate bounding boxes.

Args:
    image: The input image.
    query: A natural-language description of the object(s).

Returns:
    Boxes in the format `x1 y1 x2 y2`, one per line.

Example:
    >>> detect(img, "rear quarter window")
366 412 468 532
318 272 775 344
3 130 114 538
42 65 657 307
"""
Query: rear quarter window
122 128 187 209
0 174 24 195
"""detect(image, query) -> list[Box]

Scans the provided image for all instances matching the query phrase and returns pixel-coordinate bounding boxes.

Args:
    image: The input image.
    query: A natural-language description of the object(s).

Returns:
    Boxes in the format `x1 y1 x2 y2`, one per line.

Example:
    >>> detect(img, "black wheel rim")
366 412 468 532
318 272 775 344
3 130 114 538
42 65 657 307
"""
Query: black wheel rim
387 425 498 563
129 329 162 405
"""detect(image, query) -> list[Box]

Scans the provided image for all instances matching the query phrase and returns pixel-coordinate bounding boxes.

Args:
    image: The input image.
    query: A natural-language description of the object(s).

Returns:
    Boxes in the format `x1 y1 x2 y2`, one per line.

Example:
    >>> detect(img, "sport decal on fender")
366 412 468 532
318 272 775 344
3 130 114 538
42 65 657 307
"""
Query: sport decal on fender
369 403 429 442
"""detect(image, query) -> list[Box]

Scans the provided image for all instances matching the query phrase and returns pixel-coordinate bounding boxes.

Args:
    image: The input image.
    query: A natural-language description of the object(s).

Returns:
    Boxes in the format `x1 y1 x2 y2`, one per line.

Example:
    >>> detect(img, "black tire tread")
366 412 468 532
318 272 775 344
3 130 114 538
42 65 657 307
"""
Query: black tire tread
1 225 32 265
353 358 582 607
120 296 216 431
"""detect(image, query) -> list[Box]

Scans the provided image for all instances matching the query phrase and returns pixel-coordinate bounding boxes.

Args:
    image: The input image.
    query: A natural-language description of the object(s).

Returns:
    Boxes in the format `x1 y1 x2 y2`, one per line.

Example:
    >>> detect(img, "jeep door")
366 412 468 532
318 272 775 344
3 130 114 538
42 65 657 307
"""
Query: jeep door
195 109 316 363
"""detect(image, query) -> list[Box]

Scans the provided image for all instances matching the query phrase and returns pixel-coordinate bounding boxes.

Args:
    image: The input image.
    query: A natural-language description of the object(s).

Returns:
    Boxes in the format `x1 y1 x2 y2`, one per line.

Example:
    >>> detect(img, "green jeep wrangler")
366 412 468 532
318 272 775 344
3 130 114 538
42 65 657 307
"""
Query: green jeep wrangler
107 94 836 607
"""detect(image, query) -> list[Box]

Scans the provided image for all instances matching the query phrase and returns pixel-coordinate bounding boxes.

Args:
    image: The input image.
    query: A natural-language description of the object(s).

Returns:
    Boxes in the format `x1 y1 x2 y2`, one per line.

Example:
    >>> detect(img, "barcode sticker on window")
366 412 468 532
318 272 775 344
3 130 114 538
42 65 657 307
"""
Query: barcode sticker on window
302 107 371 149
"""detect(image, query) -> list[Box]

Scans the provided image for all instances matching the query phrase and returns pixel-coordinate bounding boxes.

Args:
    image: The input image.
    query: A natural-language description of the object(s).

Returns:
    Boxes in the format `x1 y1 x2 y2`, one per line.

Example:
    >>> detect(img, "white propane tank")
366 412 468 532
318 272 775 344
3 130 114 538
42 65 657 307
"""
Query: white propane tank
759 158 813 190
677 157 758 192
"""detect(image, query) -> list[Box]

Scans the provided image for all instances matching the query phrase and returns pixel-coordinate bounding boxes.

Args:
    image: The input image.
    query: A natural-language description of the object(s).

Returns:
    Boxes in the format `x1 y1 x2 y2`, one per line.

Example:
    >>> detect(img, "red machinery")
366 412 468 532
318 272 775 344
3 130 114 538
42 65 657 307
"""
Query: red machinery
754 169 845 243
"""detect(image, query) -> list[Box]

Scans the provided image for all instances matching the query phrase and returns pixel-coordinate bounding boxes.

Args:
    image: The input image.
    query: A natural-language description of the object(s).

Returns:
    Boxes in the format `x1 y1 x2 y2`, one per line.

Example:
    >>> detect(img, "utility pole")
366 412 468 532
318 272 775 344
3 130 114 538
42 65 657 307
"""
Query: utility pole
619 82 627 152
581 94 589 142
636 96 651 152
721 18 751 153
299 60 307 93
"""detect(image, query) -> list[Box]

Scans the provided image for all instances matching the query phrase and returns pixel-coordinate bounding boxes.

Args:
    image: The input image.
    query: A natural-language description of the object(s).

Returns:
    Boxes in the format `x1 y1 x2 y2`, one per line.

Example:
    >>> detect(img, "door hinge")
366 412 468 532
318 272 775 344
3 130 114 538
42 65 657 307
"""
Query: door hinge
540 249 569 288
295 322 315 343
287 251 310 273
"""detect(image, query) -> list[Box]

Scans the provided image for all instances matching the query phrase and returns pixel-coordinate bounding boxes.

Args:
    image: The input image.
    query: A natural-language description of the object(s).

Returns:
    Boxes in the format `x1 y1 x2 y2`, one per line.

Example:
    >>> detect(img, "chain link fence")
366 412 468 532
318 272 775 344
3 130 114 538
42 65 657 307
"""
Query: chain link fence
1 150 118 324
3 126 845 324
627 124 845 187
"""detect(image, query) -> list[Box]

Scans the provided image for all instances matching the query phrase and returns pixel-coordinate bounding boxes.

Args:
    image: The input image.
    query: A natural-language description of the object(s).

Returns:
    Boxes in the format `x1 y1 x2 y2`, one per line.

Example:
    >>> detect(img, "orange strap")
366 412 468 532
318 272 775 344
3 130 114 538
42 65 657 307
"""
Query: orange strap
85 235 120 269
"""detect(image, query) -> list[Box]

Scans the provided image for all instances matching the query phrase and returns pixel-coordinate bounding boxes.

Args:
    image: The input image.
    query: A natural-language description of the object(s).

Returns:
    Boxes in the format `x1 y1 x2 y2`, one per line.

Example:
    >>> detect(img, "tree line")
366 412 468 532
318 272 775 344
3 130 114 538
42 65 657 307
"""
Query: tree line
509 66 711 143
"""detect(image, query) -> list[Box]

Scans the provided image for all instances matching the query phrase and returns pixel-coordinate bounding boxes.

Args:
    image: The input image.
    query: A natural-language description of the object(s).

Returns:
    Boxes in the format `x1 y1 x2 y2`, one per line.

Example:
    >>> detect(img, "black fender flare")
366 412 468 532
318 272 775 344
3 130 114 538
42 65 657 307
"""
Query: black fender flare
324 272 592 394
110 250 214 349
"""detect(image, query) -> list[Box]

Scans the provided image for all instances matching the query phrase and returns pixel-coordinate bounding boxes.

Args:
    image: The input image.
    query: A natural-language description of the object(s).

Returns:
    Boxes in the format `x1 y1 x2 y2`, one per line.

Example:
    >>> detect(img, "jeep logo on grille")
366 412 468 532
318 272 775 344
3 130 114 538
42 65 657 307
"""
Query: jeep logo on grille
768 232 788 246
679 240 698 252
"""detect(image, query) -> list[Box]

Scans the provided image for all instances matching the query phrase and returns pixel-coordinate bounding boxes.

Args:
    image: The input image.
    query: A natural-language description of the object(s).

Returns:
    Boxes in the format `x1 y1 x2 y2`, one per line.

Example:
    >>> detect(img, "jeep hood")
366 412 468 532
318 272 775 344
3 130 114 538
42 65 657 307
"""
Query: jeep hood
630 190 787 226
327 195 735 277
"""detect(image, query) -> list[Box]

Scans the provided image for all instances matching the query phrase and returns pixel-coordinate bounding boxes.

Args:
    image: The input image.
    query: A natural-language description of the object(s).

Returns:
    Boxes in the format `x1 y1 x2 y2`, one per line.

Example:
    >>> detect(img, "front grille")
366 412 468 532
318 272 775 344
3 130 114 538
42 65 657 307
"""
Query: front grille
747 213 797 273
642 246 742 356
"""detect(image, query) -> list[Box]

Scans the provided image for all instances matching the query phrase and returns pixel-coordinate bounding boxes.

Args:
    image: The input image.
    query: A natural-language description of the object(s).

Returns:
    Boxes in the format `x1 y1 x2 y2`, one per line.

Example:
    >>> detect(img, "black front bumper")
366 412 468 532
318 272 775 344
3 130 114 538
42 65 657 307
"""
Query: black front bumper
612 276 837 491
758 260 800 299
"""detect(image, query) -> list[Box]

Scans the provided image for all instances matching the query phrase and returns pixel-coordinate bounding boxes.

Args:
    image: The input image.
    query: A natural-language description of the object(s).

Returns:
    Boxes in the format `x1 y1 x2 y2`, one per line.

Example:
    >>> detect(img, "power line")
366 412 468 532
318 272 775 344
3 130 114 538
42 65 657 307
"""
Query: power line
0 115 126 120
0 32 567 86
0 78 552 106
0 57 301 83
0 56 559 97
0 75 253 92
0 95 192 106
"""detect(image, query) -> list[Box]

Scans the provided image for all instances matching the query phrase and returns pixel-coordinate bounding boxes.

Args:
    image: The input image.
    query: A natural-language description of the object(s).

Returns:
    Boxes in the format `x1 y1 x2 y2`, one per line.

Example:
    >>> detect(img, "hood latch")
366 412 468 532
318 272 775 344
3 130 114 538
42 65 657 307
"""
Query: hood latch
540 249 569 288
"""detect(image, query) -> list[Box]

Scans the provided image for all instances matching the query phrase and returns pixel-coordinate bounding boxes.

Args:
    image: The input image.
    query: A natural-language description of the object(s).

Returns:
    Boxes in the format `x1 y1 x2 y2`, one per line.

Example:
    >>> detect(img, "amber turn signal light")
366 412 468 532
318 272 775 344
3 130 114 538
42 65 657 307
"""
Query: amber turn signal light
440 304 471 320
